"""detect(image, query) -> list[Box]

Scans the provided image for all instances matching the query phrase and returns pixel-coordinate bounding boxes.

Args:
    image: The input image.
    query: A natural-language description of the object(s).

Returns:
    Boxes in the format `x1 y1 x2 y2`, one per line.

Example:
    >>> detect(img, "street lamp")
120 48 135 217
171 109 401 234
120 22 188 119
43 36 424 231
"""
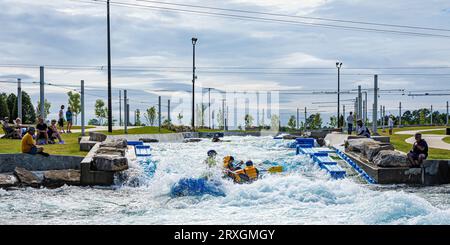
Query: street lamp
191 37 198 129
336 62 343 128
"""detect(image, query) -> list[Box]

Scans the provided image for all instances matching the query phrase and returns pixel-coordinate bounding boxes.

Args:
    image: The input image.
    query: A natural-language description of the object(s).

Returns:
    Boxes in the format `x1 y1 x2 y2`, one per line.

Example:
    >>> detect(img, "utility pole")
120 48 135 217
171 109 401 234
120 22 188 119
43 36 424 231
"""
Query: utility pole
399 102 402 128
39 66 45 119
256 91 260 127
124 90 127 134
304 107 307 130
17 78 22 120
208 88 211 128
343 105 346 131
296 108 299 130
127 99 131 125
447 101 449 126
380 105 384 131
363 91 367 124
106 0 113 133
336 62 343 128
119 90 122 126
158 96 161 132
372 75 378 134
81 80 85 136
431 105 433 125
222 99 226 131
191 37 198 130
358 85 362 120
168 99 171 123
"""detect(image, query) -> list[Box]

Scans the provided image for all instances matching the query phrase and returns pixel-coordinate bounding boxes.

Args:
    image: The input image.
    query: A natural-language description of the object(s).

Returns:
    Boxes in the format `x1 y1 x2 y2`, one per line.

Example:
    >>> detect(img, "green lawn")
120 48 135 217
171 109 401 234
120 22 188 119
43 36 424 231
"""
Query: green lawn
444 137 450 145
0 133 86 157
379 126 450 160
71 125 95 130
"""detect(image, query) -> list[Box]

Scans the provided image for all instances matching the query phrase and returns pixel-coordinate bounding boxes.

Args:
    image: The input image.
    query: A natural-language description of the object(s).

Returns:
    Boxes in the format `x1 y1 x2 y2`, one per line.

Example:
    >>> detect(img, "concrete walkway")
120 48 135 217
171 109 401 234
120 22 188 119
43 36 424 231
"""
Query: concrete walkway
395 128 450 151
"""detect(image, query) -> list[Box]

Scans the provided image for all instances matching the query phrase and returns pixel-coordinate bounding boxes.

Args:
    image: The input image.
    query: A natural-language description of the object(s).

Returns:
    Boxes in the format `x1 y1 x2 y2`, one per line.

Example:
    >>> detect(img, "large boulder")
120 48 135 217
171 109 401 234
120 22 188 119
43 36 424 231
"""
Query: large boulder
100 138 127 149
14 167 41 187
0 174 18 188
373 150 409 167
92 154 128 172
96 147 126 157
364 143 395 162
43 170 81 188
345 138 377 153
89 132 107 142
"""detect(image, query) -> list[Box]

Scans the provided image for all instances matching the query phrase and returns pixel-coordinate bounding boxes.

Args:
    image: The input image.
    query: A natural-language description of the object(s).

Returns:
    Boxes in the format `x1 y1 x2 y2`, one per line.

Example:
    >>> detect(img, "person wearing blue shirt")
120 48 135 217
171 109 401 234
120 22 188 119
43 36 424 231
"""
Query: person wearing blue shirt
66 107 73 133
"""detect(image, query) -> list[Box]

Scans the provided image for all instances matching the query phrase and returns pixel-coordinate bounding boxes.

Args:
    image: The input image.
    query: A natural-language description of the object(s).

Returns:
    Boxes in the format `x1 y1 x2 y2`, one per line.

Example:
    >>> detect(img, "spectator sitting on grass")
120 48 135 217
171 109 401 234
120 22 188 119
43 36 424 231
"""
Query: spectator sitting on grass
21 127 44 155
48 119 64 144
14 118 27 137
407 133 428 167
36 117 49 145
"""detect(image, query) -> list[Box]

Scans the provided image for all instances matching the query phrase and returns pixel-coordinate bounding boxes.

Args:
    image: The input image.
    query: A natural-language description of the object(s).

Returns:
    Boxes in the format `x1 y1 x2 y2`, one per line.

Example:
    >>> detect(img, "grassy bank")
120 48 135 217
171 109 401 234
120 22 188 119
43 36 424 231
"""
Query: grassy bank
0 133 86 157
379 126 450 160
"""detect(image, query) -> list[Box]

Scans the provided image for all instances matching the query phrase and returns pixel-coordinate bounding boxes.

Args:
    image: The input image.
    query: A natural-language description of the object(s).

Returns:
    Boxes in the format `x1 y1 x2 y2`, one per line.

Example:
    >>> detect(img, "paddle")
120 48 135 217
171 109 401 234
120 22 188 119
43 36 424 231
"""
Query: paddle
260 166 283 173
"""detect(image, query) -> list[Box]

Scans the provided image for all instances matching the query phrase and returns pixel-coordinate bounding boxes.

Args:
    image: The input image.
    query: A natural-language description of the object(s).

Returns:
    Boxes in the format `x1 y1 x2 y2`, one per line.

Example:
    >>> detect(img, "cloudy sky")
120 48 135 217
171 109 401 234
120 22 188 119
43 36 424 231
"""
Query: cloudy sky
1 0 449 127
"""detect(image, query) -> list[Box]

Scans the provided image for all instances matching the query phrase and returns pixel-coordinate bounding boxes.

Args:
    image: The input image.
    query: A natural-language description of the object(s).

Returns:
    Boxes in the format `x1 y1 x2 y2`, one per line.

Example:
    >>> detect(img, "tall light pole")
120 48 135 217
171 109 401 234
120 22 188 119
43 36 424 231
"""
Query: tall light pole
191 37 198 129
107 0 113 132
336 62 343 128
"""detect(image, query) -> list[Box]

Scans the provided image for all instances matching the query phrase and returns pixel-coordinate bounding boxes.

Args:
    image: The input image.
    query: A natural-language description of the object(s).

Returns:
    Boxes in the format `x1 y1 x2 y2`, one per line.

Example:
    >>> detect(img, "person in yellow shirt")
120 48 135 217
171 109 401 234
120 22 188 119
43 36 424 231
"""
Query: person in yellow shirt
21 127 44 155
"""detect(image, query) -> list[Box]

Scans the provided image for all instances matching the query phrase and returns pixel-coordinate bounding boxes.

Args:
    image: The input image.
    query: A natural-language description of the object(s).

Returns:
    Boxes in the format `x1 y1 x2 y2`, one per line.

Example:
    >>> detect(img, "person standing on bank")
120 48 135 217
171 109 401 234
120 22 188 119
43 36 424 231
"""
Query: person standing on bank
66 107 73 133
388 116 394 135
58 105 65 134
347 112 354 135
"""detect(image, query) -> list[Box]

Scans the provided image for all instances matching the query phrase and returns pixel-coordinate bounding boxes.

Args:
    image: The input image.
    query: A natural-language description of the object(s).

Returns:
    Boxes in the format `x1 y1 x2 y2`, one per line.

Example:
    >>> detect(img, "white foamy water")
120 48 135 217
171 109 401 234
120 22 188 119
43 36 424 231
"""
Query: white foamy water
1 136 450 225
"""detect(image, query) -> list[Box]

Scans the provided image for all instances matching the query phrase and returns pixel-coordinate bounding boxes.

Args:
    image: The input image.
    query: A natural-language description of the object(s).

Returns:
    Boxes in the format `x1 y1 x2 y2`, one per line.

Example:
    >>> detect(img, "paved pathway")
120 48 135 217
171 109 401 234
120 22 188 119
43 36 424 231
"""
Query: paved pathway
395 128 450 151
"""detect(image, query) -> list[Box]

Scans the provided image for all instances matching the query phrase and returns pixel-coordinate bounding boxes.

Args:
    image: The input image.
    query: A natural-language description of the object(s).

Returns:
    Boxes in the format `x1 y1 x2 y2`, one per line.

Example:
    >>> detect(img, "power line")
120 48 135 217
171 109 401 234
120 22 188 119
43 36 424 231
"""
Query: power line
136 0 450 32
3 63 450 70
68 0 450 38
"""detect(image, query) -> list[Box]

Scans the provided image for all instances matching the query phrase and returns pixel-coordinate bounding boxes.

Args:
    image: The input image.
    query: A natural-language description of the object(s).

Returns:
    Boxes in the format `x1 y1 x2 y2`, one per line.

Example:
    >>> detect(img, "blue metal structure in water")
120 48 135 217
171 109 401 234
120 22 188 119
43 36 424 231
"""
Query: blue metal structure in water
335 149 376 184
295 138 346 179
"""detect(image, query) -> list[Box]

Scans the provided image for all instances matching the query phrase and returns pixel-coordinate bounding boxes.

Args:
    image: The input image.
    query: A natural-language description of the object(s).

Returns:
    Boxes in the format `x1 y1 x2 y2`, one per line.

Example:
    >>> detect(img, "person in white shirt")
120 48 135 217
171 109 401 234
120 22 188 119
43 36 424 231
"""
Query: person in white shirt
388 116 394 135
58 105 65 133
356 119 371 138
346 112 354 135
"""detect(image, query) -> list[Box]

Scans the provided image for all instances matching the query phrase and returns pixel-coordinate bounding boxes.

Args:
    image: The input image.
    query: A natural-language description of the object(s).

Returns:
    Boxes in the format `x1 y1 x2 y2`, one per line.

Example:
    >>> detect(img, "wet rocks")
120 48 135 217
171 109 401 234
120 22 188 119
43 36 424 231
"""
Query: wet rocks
13 167 40 187
96 147 126 157
364 143 395 162
183 138 202 143
0 174 18 188
89 132 107 142
373 150 409 167
139 138 159 143
100 138 127 149
345 138 375 153
92 154 128 172
282 135 302 140
43 169 80 188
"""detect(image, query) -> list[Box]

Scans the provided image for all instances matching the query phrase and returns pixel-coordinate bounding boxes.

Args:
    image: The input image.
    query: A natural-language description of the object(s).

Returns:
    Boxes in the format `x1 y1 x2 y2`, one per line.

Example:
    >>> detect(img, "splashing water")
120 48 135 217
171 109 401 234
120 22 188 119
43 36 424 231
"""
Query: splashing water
1 136 450 225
